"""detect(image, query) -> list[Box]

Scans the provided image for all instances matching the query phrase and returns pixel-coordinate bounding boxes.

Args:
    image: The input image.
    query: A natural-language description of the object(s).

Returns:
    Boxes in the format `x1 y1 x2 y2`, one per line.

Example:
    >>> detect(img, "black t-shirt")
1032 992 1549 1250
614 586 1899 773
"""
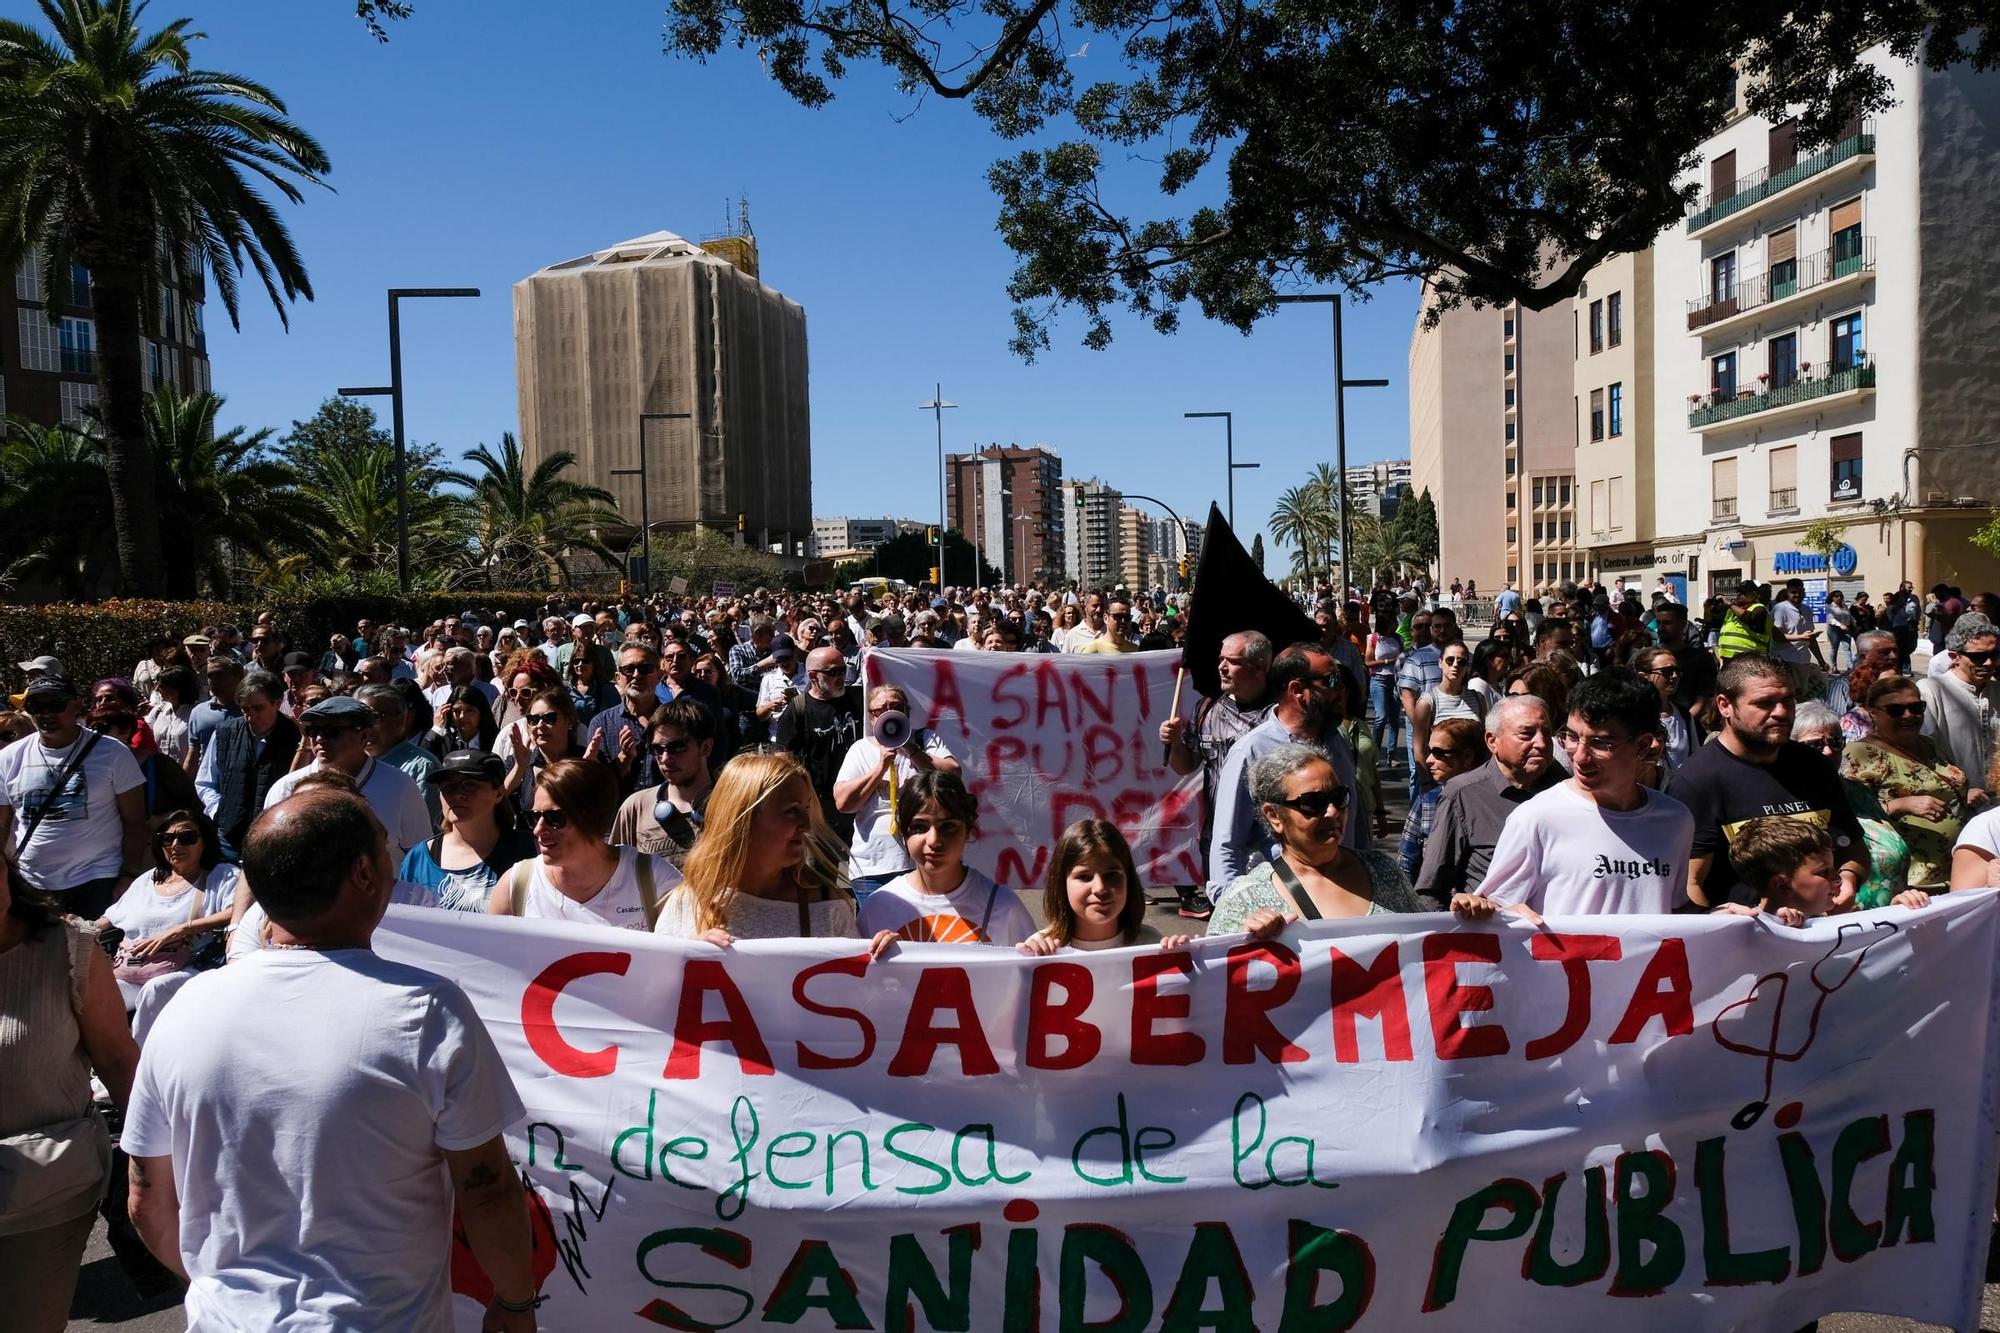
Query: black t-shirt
1670 739 1867 906
775 688 865 835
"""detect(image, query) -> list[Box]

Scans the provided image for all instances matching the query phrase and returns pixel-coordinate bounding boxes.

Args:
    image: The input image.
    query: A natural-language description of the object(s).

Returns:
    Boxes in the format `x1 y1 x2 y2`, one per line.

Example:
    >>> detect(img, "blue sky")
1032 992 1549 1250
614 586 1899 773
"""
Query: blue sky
157 0 1418 567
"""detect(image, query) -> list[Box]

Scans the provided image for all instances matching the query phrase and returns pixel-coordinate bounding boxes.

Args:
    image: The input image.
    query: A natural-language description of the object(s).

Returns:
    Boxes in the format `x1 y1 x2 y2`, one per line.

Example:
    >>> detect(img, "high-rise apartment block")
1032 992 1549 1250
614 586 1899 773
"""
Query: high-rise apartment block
944 444 1063 585
1410 289 1584 591
1118 504 1151 590
1576 48 2000 600
4 247 212 429
514 227 812 556
810 516 918 558
1346 458 1415 519
1061 478 1122 590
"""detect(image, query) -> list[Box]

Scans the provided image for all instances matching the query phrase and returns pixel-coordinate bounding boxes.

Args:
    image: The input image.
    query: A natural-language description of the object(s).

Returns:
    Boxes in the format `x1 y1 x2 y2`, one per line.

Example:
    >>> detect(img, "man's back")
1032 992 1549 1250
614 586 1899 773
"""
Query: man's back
123 947 519 1331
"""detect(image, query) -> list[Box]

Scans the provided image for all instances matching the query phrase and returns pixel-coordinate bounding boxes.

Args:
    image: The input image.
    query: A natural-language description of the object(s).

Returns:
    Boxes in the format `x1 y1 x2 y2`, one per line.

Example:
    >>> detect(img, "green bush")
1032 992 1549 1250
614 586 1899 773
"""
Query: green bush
1 591 555 692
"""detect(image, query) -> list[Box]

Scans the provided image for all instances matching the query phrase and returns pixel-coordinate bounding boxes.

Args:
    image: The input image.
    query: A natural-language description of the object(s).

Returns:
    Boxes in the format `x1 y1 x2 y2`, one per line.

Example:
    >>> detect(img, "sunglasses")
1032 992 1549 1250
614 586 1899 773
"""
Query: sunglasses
1962 650 1998 666
1441 656 1470 667
508 687 538 701
1426 745 1462 761
1271 788 1351 818
157 830 202 848
1109 612 1132 621
524 808 571 830
650 739 693 756
526 712 562 727
435 777 493 795
302 725 359 740
616 662 658 677
24 700 70 715
1647 665 1683 678
1878 700 1927 719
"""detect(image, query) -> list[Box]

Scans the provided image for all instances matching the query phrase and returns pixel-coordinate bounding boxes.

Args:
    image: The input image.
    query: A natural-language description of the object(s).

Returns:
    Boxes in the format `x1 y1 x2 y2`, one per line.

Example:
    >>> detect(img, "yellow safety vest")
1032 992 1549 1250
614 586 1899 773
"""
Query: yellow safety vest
1716 603 1769 660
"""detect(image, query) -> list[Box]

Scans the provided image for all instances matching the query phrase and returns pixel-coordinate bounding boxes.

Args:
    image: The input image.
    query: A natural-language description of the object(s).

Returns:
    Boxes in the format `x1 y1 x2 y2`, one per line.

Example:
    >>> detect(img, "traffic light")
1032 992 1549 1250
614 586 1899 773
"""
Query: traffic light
929 565 941 586
1074 490 1085 509
1177 556 1189 580
736 512 746 533
926 525 939 545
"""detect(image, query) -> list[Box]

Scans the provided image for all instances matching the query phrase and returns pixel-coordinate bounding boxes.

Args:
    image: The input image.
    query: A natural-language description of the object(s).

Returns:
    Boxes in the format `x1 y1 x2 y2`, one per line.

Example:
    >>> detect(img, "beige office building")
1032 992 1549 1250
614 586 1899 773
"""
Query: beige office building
1409 287 1583 592
1573 249 1661 591
514 229 811 555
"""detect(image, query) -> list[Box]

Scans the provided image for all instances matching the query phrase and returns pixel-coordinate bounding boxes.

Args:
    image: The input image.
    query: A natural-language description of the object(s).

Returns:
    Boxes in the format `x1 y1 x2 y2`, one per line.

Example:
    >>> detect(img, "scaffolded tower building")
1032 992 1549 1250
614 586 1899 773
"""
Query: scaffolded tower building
514 225 811 555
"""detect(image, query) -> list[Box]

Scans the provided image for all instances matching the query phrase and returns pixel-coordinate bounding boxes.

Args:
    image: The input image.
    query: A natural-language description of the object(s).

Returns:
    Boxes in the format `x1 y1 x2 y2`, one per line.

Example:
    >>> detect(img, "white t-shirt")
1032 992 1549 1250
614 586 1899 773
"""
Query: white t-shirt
857 867 1035 945
1479 781 1695 916
0 726 144 891
1772 600 1811 663
755 667 807 739
1955 808 2000 858
835 733 956 877
107 865 237 941
122 948 523 1332
654 885 859 939
516 846 682 931
264 758 434 863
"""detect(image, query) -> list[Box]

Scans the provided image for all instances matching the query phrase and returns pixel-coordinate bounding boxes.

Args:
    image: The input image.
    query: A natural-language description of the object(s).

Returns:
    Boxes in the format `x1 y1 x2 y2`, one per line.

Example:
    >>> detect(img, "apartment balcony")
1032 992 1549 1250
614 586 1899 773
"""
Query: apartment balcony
1714 498 1739 522
1686 238 1876 335
1769 488 1798 512
1686 122 1875 236
1688 356 1876 432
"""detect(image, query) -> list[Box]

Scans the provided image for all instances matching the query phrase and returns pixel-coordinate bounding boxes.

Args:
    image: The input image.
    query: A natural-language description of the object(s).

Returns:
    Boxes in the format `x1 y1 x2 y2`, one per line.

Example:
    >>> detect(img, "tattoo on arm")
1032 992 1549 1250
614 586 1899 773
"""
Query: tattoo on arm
129 1157 150 1187
458 1161 503 1191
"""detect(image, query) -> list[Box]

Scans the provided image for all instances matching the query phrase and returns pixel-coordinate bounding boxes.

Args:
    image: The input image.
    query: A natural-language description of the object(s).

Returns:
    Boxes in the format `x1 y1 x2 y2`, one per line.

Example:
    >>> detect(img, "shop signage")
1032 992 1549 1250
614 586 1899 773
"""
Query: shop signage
1772 545 1859 578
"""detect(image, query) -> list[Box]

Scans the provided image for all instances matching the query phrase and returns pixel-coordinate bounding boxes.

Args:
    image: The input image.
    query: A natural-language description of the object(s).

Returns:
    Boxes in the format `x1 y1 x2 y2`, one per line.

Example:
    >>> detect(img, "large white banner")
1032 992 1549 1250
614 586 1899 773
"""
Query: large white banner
375 894 2000 1332
864 647 1203 888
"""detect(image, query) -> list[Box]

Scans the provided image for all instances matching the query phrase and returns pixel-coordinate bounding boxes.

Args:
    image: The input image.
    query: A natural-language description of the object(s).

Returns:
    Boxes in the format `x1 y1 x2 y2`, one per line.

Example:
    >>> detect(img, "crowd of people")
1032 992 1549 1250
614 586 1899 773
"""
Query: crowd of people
1 568 1994 1329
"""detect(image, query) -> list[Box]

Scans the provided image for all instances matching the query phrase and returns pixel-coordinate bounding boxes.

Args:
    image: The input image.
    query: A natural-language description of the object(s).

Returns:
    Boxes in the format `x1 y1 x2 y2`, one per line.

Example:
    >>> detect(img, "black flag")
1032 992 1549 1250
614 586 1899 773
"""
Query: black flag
1181 504 1320 698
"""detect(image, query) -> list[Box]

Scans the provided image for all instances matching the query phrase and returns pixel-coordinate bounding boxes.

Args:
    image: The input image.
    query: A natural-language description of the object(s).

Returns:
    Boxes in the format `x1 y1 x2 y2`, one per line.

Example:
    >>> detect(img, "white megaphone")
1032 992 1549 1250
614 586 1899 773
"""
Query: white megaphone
871 709 912 748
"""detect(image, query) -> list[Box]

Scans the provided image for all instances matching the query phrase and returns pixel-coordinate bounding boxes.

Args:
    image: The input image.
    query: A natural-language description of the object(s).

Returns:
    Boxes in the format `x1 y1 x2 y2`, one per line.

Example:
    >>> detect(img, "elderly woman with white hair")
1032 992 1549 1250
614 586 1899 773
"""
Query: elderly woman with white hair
1794 698 1910 906
1208 741 1502 937
1918 612 2000 809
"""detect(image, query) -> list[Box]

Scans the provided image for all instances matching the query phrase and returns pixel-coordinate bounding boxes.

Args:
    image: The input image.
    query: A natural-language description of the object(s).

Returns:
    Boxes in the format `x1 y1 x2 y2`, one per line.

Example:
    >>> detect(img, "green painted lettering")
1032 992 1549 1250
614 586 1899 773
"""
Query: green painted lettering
1883 1110 1937 1247
1281 1219 1374 1330
1697 1135 1790 1286
1777 1130 1827 1276
634 1226 754 1330
883 1225 979 1332
1610 1150 1683 1297
1160 1221 1256 1332
1423 1178 1538 1312
1829 1114 1891 1262
1525 1168 1609 1287
1059 1223 1153 1332
883 1122 953 1196
762 1238 872 1328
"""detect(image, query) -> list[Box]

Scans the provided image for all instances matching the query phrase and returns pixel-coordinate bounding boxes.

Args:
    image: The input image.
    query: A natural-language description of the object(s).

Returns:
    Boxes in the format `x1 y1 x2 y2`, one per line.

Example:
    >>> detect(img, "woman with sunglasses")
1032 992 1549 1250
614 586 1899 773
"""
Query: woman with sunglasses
1408 642 1485 789
1207 742 1438 937
1397 716 1485 878
487 757 681 928
565 647 617 727
1794 702 1910 906
1632 644 1704 781
501 687 586 816
1839 674 1966 890
400 751 535 912
93 809 236 1008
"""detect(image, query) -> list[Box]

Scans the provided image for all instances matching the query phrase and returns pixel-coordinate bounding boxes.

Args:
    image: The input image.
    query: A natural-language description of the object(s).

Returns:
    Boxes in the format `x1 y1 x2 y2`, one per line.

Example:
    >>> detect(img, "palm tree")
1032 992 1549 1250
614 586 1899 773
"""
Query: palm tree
291 439 467 580
447 433 624 589
144 386 320 597
1269 484 1330 587
0 0 329 594
0 415 109 595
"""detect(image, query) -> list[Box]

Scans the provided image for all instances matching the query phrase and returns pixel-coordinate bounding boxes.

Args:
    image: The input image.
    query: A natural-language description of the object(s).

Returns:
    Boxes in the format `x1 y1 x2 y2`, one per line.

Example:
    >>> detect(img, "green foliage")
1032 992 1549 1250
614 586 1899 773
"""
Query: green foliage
1249 532 1264 573
1971 513 2000 560
0 417 111 598
276 401 469 580
639 528 793 596
446 432 625 589
1800 517 1846 560
0 0 331 591
0 590 553 692
853 530 1000 588
662 0 1993 358
1394 489 1441 569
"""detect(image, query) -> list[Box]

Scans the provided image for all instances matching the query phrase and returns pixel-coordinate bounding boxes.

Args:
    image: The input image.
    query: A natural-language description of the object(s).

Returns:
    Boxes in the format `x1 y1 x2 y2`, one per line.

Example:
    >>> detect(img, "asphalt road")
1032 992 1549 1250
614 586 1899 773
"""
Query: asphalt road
65 744 1994 1332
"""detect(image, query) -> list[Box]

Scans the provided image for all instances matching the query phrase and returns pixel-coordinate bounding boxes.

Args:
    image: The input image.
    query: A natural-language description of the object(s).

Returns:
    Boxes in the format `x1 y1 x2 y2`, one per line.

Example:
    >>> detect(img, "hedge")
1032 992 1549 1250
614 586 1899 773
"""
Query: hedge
1 592 557 693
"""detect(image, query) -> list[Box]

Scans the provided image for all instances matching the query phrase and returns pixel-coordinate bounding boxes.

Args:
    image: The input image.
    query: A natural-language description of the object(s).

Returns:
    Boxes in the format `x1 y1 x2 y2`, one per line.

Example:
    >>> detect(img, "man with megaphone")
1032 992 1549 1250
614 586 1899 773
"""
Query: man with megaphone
832 684 961 904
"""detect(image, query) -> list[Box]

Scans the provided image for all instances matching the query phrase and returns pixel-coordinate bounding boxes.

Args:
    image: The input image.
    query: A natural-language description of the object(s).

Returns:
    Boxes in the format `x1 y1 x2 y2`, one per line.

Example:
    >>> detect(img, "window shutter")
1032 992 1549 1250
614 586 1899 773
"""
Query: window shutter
1768 121 1798 173
1829 198 1862 233
1711 151 1736 197
1770 446 1798 491
1768 227 1797 265
1714 457 1738 496
1830 433 1863 462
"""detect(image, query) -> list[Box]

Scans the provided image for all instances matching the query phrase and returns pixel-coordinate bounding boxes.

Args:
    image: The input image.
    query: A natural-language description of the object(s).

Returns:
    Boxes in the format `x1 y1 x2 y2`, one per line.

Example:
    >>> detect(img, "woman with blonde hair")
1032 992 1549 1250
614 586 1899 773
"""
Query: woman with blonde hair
655 749 892 953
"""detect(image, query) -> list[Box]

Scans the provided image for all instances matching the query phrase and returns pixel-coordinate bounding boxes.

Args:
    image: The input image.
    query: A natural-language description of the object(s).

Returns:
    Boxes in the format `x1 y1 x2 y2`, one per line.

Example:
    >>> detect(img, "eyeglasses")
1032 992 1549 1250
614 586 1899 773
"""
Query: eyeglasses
435 777 492 796
650 739 693 756
523 808 571 830
1800 734 1843 752
809 666 845 678
525 712 562 727
1554 729 1636 757
1646 665 1682 678
302 725 359 740
1270 788 1351 818
157 830 201 848
616 662 658 677
1962 650 1998 666
1877 700 1927 719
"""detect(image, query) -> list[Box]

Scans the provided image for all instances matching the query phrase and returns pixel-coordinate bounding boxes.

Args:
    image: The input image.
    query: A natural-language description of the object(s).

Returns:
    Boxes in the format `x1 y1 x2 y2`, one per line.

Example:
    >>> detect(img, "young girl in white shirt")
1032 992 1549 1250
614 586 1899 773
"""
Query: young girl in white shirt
857 770 1034 945
1017 820 1194 955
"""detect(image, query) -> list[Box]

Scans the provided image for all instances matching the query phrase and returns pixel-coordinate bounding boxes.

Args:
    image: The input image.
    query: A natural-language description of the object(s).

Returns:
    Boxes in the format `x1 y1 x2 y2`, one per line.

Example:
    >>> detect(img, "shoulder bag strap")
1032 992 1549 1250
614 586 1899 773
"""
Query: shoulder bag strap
634 853 660 928
977 879 1001 937
19 730 102 847
1267 855 1322 921
507 858 532 916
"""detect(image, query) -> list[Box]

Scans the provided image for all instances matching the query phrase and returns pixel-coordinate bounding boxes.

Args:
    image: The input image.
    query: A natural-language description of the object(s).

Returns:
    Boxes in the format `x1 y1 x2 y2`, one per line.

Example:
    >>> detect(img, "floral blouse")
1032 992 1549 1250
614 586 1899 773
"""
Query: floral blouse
1839 738 1966 889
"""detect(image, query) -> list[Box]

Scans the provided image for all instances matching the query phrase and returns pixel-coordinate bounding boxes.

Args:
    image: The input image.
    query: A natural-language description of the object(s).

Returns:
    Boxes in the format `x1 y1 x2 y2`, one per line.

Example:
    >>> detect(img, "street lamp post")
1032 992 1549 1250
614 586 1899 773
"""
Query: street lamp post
919 385 956 588
610 412 689 595
343 286 480 593
1273 294 1389 596
1184 410 1258 529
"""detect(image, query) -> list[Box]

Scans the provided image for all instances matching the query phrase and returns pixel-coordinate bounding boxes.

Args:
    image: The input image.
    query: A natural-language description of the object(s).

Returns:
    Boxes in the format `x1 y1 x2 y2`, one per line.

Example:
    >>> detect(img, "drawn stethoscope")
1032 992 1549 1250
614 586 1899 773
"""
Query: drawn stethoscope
1710 919 1901 1130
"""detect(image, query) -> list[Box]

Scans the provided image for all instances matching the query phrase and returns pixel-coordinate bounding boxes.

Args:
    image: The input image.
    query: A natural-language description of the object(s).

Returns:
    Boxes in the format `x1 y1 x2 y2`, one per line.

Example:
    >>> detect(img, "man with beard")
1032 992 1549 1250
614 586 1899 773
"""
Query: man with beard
776 646 866 841
1206 643 1368 903
1161 630 1275 919
1412 694 1562 909
263 696 433 863
1672 653 1867 909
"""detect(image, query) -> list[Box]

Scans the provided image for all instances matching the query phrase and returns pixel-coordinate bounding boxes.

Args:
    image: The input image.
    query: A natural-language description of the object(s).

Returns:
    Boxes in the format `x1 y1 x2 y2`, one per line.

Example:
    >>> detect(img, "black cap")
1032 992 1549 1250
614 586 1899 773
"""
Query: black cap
22 673 77 702
428 749 504 784
281 651 315 671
